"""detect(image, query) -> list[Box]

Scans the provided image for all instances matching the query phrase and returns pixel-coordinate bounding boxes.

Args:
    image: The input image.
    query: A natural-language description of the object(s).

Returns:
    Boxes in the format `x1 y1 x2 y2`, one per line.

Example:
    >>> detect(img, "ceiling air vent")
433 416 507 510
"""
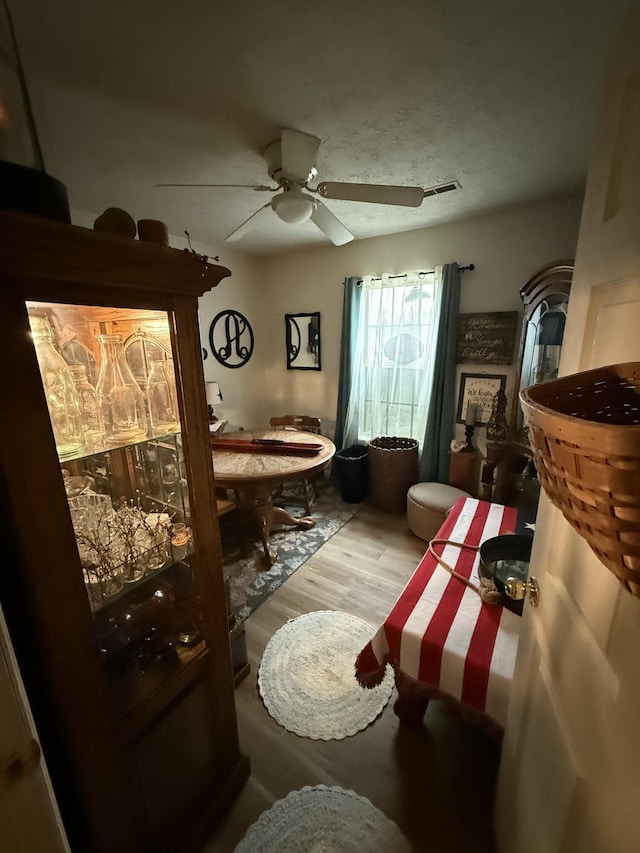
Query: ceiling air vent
423 180 460 198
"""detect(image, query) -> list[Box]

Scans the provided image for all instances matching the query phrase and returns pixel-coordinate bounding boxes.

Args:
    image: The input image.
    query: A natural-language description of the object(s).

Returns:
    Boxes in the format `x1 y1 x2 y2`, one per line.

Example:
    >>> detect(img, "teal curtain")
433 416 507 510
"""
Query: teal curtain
334 277 362 451
420 263 461 481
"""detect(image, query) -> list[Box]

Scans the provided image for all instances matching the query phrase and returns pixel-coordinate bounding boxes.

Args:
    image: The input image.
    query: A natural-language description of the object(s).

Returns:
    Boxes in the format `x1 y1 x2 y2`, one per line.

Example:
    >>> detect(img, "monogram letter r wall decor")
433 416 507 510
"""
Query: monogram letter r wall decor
209 310 254 368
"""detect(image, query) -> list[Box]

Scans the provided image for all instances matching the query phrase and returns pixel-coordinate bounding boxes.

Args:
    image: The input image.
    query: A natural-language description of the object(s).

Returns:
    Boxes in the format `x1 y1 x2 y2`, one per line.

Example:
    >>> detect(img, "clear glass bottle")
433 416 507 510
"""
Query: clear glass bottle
29 314 86 460
146 356 180 437
69 364 105 454
96 334 148 445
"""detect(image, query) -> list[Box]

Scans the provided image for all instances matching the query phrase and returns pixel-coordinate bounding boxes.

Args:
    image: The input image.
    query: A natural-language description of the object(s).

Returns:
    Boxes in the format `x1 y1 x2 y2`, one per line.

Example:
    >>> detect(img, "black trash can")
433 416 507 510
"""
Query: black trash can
333 445 369 503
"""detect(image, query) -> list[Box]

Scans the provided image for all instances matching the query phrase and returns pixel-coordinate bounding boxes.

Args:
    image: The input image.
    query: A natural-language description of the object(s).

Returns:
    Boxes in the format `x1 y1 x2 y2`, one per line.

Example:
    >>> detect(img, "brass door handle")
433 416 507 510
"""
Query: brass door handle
505 576 540 608
1 738 41 790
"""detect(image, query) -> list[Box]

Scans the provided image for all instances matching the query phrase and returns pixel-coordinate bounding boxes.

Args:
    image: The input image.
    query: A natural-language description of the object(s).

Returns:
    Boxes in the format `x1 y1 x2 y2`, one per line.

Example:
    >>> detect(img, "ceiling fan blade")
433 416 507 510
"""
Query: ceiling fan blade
280 128 321 183
317 182 424 207
310 200 354 246
157 183 275 191
224 203 272 242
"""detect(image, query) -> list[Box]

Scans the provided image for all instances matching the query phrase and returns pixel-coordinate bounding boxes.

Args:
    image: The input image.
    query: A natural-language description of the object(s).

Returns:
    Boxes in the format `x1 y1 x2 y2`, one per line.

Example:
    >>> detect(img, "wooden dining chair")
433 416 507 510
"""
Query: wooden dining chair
269 415 321 433
269 415 322 513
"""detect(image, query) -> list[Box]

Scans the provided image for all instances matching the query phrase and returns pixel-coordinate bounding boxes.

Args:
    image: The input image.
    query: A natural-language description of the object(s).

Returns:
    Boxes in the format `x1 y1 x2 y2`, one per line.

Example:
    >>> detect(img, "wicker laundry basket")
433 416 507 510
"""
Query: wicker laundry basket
520 362 640 597
368 436 419 513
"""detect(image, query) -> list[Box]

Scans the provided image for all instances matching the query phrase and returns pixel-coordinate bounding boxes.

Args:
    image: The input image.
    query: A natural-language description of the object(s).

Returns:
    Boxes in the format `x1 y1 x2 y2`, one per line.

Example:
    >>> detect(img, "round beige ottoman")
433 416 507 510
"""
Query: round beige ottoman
407 482 471 541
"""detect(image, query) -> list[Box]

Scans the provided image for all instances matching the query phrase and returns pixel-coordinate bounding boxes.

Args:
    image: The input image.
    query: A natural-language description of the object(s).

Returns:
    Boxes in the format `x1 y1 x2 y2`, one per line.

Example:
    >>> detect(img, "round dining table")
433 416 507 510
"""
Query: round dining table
211 429 336 568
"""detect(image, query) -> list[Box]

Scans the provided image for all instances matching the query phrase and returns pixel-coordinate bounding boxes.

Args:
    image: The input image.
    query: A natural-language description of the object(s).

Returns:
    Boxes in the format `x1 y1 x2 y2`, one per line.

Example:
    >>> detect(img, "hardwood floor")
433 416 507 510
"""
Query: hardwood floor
203 504 501 853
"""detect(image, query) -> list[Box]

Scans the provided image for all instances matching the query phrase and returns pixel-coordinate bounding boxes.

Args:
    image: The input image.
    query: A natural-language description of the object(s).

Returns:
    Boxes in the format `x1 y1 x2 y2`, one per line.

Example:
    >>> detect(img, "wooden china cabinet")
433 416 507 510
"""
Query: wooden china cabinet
0 210 249 852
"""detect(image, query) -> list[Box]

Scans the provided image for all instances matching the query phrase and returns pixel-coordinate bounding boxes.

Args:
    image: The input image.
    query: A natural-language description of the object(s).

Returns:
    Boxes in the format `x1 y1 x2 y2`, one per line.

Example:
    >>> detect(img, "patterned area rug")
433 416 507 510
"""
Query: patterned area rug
234 785 412 852
221 482 361 622
258 610 394 740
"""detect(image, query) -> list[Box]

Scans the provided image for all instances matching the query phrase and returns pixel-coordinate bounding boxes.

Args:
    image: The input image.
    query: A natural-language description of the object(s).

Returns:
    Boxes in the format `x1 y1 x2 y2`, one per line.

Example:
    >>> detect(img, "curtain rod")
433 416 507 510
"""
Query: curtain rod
366 263 474 283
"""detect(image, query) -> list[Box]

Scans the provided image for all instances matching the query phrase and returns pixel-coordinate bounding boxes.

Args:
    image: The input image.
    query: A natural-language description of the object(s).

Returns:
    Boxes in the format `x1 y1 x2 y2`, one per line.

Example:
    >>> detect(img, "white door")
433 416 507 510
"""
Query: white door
0 605 70 853
495 8 640 853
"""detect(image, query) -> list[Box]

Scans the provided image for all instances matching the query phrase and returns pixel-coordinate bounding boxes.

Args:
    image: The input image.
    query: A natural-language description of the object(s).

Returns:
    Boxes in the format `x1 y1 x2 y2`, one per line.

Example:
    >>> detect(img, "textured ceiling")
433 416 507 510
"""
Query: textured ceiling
6 0 634 255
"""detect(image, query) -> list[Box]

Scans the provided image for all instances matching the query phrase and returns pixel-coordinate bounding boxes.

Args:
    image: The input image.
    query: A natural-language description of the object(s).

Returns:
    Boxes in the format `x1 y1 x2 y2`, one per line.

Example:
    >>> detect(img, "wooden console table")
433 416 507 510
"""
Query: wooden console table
449 448 481 497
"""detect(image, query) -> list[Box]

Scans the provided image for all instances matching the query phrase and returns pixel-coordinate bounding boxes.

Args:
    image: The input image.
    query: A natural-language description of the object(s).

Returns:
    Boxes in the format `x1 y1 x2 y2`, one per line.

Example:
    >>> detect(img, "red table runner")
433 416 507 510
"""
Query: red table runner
355 497 523 729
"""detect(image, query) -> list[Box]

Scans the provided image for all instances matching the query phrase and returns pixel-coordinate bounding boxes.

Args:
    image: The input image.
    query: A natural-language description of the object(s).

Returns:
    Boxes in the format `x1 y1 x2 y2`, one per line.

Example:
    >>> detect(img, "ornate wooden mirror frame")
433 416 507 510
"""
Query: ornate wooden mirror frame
483 260 574 508
509 259 574 443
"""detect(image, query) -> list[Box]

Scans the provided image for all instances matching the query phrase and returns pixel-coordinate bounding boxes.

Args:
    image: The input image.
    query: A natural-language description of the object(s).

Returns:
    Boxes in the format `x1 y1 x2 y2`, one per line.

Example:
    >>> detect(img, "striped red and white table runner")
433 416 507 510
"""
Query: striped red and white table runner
355 497 522 728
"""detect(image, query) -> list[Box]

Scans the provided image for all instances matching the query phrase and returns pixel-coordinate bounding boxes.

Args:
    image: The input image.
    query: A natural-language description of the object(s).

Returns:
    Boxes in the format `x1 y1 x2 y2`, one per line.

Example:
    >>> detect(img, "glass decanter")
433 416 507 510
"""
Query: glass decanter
96 334 148 445
146 356 180 437
69 364 106 454
29 314 86 460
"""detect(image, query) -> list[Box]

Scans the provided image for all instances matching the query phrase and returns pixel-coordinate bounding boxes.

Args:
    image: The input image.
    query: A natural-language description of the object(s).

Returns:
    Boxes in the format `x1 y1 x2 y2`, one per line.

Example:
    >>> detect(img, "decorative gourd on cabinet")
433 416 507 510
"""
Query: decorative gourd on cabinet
0 210 249 853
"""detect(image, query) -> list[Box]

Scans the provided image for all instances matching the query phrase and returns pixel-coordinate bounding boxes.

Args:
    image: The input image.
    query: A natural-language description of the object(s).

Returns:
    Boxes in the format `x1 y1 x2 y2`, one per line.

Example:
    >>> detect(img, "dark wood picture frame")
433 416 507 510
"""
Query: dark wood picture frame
457 372 507 425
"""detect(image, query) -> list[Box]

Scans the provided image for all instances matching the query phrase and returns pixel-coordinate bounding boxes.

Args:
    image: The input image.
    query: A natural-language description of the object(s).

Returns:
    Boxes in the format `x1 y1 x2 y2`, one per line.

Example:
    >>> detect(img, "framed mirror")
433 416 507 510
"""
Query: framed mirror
285 312 321 370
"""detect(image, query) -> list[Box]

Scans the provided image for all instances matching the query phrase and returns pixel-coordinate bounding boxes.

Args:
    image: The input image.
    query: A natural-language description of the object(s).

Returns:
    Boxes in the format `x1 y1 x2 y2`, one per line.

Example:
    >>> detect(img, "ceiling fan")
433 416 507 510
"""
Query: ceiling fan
158 128 459 246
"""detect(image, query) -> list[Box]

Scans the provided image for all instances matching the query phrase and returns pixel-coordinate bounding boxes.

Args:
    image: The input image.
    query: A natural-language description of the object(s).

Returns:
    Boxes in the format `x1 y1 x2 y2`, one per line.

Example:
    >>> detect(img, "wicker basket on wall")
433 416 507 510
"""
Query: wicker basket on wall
368 436 419 513
520 362 640 597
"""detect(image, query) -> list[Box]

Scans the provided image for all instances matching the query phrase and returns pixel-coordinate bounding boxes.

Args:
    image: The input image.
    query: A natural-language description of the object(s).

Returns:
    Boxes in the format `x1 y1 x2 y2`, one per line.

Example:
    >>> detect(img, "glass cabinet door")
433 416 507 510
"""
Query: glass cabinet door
516 293 569 443
26 301 205 720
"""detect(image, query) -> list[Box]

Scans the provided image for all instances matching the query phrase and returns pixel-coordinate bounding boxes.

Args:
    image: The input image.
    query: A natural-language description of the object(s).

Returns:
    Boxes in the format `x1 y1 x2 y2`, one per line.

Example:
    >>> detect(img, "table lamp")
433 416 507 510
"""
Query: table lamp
206 381 223 422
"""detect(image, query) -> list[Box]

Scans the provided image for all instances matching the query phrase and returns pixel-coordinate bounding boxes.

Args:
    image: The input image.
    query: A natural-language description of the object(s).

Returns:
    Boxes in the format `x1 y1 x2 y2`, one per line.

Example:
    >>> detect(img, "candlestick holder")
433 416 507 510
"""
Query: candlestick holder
464 403 478 448
464 422 476 449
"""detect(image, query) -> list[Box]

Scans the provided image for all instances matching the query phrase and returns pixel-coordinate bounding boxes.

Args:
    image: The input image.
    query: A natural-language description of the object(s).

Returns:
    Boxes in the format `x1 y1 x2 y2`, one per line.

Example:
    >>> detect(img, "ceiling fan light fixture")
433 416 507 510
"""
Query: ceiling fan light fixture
271 189 315 224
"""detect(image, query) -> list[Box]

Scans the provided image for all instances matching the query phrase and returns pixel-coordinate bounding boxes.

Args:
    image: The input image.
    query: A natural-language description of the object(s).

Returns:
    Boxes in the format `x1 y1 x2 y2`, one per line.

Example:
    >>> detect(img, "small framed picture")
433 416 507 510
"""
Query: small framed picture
456 373 507 425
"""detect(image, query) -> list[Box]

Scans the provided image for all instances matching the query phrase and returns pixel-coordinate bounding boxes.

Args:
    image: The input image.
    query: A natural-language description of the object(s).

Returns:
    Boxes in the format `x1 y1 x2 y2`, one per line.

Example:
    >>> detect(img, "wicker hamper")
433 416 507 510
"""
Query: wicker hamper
520 362 640 597
368 436 419 513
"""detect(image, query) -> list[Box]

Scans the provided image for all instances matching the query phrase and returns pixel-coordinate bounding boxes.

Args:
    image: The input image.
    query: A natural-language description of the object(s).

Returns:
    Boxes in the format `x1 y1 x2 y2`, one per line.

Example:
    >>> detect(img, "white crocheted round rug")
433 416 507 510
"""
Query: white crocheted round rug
258 610 394 740
234 785 412 852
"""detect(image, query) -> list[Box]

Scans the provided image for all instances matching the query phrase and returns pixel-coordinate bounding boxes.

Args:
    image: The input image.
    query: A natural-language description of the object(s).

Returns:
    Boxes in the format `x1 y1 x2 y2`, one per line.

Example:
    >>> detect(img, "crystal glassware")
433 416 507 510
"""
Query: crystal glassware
68 491 114 532
106 503 148 585
146 356 180 437
170 522 193 561
142 512 172 574
96 334 148 445
29 314 86 460
67 493 122 607
69 364 106 454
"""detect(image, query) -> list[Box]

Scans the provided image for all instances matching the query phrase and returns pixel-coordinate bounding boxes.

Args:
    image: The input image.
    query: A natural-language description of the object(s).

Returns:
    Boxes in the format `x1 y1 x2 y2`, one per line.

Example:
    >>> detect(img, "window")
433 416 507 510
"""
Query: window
344 272 441 447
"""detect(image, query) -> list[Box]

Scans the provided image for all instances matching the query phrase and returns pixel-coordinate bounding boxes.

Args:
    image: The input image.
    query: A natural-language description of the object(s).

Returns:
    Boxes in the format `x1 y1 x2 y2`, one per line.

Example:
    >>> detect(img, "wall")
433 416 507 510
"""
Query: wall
197 192 583 455
73 194 583 455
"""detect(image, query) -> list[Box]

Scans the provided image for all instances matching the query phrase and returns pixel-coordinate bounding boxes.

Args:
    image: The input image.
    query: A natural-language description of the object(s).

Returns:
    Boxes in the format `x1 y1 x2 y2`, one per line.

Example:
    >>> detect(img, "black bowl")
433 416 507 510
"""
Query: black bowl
478 534 533 616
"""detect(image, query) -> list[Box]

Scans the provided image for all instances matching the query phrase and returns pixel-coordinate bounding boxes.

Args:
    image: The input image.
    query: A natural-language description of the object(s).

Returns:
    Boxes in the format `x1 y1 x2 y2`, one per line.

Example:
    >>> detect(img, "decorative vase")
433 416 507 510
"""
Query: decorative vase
96 334 148 445
67 493 122 607
146 356 180 437
69 364 106 454
29 314 86 460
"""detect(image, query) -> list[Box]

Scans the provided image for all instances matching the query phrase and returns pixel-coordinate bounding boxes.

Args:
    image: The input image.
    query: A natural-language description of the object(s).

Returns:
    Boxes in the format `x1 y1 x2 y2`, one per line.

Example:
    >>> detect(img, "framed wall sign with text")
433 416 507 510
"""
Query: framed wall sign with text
456 311 518 364
456 372 507 424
